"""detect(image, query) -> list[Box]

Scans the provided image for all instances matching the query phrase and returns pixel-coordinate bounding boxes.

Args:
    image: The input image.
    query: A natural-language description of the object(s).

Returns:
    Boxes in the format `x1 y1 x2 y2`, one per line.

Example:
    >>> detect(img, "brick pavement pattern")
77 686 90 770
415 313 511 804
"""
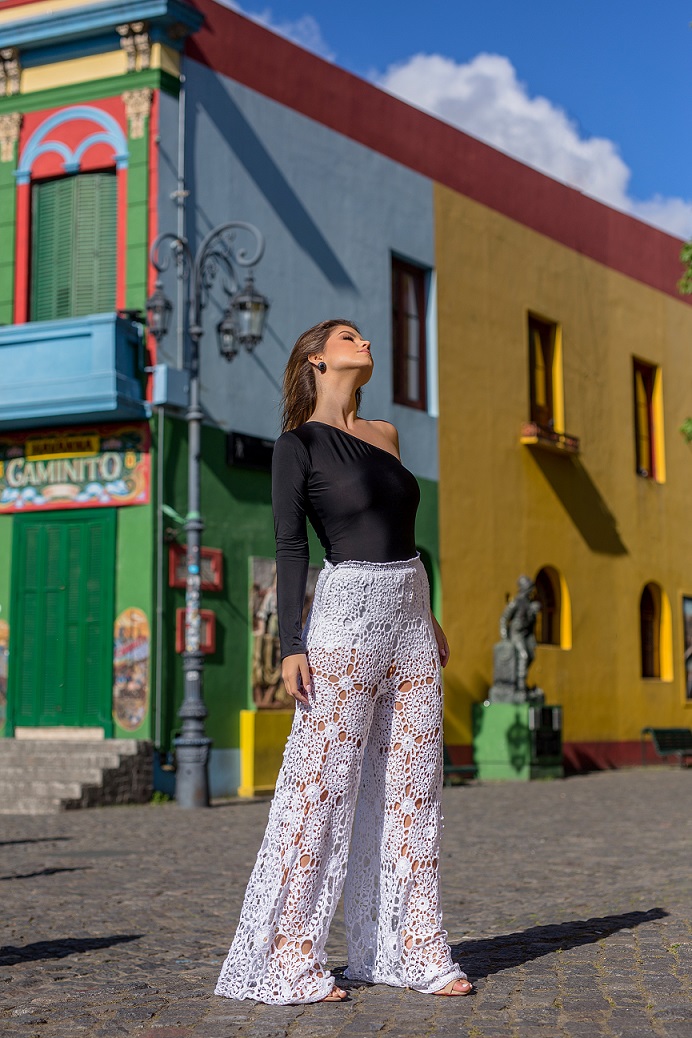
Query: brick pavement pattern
1 768 691 1038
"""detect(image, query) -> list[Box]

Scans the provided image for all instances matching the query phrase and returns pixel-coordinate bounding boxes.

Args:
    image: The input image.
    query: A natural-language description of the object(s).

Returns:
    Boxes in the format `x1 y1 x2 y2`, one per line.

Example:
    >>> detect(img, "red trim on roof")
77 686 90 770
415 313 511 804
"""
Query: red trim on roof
187 0 687 303
0 0 44 10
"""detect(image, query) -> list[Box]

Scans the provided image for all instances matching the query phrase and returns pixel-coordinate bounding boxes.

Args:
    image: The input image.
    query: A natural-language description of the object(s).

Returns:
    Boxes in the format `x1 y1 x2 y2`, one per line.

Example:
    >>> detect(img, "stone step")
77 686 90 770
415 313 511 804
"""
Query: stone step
0 778 84 799
0 739 141 756
0 752 122 770
0 765 106 784
0 738 153 813
0 796 65 815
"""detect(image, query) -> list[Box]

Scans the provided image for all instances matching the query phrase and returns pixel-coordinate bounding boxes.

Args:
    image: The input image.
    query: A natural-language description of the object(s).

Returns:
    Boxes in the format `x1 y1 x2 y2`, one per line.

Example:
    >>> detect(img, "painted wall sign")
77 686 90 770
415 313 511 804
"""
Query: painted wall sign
0 423 150 513
113 608 150 731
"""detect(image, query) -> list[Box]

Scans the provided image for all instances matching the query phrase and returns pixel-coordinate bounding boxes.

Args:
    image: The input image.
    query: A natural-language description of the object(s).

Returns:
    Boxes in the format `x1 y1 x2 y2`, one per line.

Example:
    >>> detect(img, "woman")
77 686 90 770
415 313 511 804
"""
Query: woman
215 319 471 1004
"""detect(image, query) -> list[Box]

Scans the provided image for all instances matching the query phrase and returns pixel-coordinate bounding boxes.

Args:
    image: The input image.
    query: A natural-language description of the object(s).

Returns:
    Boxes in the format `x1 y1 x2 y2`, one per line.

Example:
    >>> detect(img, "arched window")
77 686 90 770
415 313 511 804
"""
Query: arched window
534 566 572 649
640 584 658 677
640 582 672 680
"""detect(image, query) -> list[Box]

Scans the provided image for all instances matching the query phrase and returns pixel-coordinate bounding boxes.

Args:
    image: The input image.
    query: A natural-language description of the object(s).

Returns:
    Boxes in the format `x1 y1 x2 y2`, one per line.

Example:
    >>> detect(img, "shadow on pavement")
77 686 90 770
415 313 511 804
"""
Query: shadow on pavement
0 934 143 967
0 865 92 881
0 836 71 847
452 907 668 979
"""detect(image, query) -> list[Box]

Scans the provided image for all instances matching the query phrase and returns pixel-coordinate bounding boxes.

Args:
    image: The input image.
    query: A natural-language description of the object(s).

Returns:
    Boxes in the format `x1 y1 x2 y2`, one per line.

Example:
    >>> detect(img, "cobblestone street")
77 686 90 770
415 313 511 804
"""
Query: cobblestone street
1 768 691 1038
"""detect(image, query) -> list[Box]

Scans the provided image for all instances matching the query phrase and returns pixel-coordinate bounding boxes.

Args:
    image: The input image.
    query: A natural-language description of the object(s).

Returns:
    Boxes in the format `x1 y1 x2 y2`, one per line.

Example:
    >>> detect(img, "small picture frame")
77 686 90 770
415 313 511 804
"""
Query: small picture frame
175 608 217 654
168 544 223 591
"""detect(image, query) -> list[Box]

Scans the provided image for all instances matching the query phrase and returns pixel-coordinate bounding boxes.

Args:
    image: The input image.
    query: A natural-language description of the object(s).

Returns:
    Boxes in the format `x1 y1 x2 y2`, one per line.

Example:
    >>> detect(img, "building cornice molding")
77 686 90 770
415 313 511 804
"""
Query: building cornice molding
0 1 203 54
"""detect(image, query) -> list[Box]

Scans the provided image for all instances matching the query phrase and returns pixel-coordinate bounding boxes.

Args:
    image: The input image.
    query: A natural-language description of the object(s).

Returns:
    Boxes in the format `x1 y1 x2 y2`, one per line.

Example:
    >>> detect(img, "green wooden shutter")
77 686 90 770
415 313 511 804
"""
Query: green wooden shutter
31 172 116 321
73 174 117 316
31 177 75 322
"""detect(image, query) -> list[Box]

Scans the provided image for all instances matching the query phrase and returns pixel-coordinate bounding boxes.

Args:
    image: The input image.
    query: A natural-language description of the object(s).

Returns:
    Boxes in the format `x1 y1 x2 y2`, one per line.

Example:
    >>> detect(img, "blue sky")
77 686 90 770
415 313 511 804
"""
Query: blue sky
222 0 692 237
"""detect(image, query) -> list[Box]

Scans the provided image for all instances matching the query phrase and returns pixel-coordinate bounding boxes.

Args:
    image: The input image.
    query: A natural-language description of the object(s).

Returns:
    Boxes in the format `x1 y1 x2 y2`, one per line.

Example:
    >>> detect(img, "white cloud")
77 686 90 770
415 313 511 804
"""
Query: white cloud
377 52 692 239
211 0 334 60
211 6 691 238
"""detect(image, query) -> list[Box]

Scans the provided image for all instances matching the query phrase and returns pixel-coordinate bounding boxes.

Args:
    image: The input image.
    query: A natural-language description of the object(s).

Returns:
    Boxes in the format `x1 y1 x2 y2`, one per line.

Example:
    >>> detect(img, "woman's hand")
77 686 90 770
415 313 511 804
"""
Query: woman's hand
281 652 312 704
431 614 450 668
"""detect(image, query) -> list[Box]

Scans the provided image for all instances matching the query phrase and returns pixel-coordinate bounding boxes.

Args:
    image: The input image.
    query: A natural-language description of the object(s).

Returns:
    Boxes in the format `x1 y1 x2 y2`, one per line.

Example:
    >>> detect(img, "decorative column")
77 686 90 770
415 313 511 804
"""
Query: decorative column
123 88 152 141
0 111 21 324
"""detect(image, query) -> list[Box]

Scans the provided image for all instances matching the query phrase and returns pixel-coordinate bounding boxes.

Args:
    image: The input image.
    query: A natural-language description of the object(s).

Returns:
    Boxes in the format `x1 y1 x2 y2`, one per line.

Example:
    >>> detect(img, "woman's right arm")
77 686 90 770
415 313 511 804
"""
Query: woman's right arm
272 433 312 704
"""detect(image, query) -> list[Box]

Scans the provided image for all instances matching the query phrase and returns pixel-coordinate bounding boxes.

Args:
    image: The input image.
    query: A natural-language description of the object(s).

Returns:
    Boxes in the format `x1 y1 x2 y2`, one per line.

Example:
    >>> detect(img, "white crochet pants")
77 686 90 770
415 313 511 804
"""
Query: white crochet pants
215 556 465 1004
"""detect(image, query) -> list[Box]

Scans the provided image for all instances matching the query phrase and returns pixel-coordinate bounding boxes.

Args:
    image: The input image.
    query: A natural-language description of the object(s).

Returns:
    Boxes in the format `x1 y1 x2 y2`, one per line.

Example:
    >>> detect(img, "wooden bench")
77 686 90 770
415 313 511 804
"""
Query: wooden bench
640 727 692 767
443 745 477 785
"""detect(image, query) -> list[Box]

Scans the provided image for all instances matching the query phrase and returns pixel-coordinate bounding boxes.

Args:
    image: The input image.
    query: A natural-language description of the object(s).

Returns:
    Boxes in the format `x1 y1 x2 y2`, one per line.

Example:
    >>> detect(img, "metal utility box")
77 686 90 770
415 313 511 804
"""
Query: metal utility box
472 701 563 780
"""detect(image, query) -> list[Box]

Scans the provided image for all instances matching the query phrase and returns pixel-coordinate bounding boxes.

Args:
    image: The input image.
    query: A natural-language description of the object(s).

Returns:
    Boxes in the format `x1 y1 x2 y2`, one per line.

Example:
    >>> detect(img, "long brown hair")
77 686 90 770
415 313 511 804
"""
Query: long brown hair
281 318 362 432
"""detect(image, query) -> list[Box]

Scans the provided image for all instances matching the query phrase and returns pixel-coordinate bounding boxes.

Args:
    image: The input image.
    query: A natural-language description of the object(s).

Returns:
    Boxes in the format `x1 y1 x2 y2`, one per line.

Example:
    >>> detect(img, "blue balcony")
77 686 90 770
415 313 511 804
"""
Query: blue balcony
0 313 149 430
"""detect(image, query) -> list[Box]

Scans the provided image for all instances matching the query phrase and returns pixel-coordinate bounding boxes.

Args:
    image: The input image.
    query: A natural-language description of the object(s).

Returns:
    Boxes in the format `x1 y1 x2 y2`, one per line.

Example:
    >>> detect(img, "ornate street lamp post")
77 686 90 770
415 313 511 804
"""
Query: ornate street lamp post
146 222 269 808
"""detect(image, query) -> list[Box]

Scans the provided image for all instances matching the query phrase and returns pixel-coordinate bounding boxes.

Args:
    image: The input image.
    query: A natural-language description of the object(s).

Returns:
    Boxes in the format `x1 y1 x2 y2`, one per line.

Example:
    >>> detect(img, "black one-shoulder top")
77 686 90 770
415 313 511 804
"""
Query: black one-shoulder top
271 421 420 658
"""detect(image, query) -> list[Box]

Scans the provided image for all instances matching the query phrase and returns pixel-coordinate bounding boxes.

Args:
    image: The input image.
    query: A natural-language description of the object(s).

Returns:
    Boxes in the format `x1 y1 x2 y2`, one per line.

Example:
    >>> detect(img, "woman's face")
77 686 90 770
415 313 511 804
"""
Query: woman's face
316 325 373 385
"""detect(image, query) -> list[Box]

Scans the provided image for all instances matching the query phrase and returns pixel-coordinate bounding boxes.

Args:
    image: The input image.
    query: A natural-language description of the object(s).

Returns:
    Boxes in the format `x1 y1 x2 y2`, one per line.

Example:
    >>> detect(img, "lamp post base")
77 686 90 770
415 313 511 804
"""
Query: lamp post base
174 735 212 808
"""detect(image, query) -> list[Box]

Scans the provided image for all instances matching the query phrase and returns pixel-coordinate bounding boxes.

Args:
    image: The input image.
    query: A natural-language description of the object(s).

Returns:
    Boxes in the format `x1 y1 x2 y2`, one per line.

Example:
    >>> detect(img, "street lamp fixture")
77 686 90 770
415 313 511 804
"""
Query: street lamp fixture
146 221 269 808
145 280 173 343
232 274 271 350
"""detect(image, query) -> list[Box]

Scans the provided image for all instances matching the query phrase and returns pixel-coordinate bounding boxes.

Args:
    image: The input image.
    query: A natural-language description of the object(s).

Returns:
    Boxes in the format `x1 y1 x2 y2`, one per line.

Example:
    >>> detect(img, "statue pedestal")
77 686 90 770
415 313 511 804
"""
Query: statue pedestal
472 701 563 781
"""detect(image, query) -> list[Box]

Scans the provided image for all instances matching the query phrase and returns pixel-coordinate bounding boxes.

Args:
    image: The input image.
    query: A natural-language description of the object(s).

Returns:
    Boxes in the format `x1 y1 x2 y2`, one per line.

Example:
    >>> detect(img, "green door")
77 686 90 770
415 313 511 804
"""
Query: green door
8 510 116 734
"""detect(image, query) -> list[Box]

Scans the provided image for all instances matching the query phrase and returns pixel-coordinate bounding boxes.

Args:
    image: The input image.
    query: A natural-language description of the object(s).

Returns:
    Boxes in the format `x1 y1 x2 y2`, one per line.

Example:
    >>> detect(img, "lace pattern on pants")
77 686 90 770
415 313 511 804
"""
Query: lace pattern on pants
215 556 465 1004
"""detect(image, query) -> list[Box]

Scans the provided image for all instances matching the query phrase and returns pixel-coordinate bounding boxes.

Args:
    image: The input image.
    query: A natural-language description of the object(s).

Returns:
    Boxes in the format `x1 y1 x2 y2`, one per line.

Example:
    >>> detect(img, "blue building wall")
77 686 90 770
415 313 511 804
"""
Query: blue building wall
157 59 439 479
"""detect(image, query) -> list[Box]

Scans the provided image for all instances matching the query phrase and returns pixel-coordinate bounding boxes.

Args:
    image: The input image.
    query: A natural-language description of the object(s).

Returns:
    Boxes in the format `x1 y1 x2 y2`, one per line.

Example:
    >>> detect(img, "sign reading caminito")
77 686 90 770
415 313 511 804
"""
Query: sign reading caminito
0 424 150 512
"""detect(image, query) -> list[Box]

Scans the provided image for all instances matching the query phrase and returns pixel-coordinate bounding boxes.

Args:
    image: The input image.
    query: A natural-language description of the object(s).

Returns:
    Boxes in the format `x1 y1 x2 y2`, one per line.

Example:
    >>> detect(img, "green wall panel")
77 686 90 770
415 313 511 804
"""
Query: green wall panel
0 152 17 324
161 419 293 752
415 475 441 617
0 516 12 738
125 131 150 313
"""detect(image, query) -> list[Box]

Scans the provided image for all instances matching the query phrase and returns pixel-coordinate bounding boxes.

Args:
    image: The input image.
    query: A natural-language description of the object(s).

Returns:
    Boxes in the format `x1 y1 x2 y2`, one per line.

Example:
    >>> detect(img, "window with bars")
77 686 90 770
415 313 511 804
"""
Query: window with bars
30 171 117 322
391 256 427 410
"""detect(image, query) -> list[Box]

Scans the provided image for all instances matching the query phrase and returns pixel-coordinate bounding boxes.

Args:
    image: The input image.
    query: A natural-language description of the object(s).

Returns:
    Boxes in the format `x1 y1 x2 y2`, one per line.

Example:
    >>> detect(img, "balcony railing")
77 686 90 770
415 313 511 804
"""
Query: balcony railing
520 421 580 455
0 313 148 429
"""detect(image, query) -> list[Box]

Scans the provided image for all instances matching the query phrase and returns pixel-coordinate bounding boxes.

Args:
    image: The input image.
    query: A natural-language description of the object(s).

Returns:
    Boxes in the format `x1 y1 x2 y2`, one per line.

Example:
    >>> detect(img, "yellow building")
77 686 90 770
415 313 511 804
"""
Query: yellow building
435 177 692 770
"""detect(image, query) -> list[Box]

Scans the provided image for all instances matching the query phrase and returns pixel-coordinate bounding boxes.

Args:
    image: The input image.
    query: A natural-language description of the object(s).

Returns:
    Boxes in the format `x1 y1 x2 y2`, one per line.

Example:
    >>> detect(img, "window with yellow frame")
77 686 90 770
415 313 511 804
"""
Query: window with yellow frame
640 582 672 681
632 358 665 482
528 314 564 433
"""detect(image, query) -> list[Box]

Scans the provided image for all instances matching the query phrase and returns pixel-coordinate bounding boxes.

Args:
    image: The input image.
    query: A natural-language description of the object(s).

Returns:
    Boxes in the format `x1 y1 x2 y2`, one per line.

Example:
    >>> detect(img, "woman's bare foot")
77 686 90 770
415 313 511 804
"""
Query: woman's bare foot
320 985 348 1001
433 978 473 996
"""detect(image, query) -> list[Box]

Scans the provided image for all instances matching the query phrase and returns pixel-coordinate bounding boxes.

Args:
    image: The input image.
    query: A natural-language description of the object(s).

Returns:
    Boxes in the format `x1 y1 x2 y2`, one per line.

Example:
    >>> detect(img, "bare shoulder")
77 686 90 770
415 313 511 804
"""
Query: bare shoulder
368 419 400 454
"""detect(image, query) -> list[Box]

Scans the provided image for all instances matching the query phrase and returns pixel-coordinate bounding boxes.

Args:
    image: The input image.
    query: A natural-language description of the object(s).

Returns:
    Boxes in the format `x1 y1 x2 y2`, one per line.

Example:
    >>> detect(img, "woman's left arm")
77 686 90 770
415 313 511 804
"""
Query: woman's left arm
431 613 450 668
